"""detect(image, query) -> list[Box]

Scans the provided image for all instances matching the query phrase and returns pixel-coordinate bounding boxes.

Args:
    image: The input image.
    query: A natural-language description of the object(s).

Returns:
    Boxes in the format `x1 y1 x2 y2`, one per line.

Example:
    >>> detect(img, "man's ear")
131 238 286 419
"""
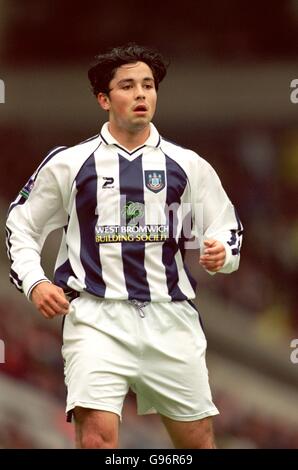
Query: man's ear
97 92 110 111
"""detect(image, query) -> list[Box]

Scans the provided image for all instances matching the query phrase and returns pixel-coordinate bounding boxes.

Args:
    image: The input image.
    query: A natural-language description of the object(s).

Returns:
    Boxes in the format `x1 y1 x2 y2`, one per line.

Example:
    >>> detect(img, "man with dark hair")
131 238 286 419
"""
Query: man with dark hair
6 43 243 448
88 43 167 95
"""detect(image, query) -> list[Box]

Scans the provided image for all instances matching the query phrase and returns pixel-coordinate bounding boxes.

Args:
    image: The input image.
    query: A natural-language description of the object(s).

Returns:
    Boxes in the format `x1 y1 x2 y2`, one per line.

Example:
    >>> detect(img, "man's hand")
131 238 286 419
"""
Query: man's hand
199 239 226 272
31 282 70 319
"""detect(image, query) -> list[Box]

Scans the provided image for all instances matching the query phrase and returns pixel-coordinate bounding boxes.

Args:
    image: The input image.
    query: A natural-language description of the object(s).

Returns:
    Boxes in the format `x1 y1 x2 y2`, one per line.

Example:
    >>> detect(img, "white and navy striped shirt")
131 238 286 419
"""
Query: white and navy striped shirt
6 122 243 302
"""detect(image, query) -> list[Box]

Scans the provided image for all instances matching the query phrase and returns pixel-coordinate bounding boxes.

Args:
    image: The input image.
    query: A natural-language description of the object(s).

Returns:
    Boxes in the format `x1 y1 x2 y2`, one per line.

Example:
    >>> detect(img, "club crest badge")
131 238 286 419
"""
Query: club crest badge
145 170 165 193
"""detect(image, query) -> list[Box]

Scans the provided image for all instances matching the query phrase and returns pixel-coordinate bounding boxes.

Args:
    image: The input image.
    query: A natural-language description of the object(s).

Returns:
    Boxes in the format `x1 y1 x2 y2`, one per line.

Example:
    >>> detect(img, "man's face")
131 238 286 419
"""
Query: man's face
98 61 157 132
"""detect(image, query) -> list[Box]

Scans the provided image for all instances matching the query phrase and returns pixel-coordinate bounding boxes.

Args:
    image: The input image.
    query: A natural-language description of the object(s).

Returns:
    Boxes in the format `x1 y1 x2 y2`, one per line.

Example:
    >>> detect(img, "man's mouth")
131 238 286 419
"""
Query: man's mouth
133 104 148 113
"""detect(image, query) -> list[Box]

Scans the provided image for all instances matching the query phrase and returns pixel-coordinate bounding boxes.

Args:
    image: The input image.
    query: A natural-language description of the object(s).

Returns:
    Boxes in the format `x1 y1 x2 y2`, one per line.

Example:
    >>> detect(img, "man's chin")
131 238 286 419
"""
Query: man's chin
130 117 151 129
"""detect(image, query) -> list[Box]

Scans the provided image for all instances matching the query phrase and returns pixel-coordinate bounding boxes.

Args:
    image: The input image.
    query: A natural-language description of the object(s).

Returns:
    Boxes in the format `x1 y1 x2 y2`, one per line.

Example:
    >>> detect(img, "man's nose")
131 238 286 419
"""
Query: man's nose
134 84 145 99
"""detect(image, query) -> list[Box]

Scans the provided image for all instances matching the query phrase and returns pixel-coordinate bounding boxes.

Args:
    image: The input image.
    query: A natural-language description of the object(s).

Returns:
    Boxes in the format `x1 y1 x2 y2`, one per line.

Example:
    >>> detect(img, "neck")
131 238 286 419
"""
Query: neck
108 123 150 151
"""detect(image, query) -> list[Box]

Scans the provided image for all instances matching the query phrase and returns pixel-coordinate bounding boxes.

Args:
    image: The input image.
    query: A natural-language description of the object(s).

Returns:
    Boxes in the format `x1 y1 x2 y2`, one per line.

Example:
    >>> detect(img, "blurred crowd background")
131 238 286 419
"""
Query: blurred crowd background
0 0 298 448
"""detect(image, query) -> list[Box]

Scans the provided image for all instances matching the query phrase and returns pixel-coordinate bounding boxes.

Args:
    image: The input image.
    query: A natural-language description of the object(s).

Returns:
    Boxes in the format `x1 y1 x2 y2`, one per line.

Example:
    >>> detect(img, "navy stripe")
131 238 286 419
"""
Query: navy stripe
54 223 77 288
118 154 150 301
227 230 237 247
9 272 23 292
75 154 106 297
9 268 22 287
235 208 243 255
162 155 189 300
178 212 196 292
227 208 243 255
54 258 76 289
234 208 244 255
9 276 23 292
5 227 13 263
8 146 67 215
6 227 23 291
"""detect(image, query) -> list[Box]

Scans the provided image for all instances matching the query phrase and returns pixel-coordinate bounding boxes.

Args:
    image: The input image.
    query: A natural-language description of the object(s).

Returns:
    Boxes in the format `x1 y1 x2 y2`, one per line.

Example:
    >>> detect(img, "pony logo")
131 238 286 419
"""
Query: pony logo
121 201 144 225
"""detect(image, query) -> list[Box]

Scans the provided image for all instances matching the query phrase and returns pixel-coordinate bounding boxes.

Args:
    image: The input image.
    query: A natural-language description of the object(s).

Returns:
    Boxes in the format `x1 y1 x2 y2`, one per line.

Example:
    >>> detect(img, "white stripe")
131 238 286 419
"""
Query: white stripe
175 185 196 298
174 250 196 298
64 188 87 292
99 244 128 299
94 146 128 299
142 150 170 300
144 244 171 301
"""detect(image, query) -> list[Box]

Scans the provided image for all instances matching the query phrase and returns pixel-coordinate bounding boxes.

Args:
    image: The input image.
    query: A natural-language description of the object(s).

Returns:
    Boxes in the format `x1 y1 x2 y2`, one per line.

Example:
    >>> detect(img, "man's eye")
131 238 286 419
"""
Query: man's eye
144 84 154 89
122 85 132 90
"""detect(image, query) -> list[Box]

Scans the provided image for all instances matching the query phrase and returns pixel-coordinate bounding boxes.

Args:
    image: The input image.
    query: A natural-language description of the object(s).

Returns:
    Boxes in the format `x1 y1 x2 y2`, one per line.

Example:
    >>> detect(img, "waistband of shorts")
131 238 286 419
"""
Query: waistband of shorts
65 290 150 307
64 289 196 307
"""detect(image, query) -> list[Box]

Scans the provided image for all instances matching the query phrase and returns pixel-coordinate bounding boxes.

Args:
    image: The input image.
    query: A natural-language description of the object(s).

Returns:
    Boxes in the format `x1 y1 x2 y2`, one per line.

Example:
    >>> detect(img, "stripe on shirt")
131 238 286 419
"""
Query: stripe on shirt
75 153 106 297
162 155 191 300
118 153 150 301
54 227 77 290
6 227 24 292
142 150 171 301
94 147 128 299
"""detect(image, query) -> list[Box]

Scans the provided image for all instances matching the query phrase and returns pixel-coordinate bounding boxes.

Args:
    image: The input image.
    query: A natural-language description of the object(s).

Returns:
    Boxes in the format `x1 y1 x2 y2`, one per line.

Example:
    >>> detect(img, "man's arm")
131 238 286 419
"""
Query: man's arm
193 157 243 274
6 155 69 312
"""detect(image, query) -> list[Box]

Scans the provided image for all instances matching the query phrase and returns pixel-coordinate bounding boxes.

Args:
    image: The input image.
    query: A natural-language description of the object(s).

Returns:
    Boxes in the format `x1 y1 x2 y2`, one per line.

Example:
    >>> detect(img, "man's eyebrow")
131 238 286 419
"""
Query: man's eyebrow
117 77 155 85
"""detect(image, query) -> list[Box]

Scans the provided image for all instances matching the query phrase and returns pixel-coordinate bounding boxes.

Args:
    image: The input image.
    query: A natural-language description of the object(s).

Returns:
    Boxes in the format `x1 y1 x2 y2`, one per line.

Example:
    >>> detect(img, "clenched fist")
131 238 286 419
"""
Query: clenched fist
199 239 226 272
31 282 70 319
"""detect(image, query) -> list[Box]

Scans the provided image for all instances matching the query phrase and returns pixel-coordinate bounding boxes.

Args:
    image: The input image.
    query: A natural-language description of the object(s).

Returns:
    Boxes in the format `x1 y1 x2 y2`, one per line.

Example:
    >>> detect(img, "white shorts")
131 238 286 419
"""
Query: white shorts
62 292 219 422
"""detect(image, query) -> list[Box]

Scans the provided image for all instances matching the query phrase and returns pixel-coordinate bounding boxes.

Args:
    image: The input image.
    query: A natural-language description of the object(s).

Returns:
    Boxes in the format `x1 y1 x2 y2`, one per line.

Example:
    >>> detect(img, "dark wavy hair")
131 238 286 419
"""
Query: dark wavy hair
88 43 168 96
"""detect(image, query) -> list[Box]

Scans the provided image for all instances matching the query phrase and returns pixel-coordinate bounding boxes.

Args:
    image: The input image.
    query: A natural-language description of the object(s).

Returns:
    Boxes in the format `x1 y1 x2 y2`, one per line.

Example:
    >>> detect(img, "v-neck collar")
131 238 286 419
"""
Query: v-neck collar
100 122 161 158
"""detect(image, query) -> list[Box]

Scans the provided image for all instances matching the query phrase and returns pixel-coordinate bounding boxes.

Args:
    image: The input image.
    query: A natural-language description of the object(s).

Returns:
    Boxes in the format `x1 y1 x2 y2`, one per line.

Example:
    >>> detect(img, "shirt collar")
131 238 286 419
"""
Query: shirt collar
100 122 161 152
